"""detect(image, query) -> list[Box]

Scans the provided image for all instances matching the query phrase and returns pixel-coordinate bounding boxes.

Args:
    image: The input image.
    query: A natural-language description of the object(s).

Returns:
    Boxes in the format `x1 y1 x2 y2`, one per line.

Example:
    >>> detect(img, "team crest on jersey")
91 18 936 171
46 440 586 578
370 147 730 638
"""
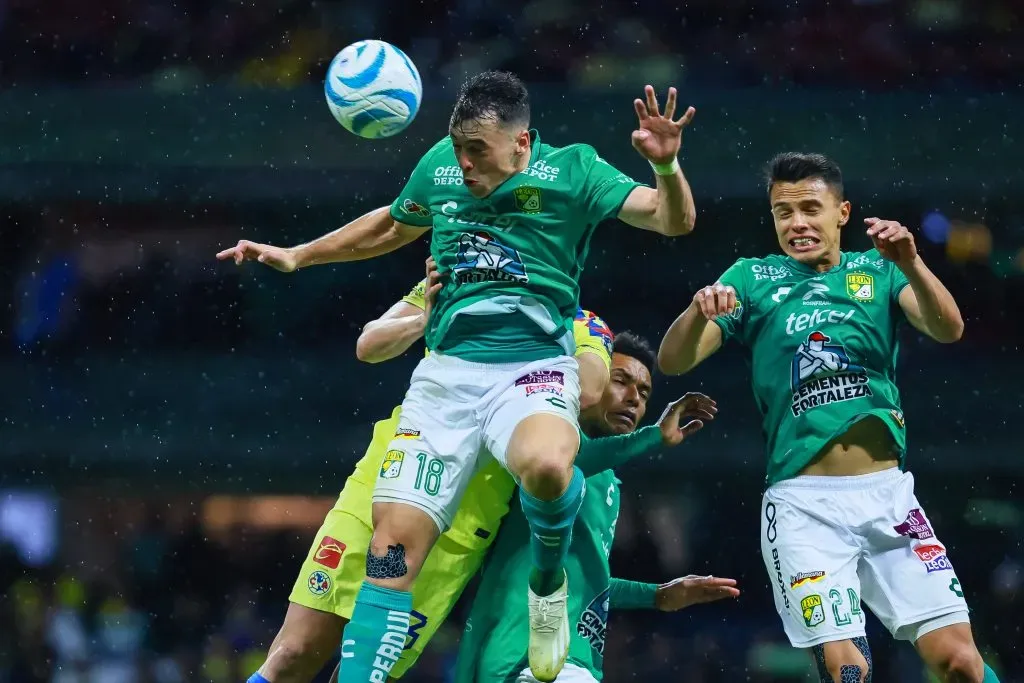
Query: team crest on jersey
790 331 872 417
846 273 875 301
577 587 610 655
380 450 405 479
453 231 529 284
513 186 543 213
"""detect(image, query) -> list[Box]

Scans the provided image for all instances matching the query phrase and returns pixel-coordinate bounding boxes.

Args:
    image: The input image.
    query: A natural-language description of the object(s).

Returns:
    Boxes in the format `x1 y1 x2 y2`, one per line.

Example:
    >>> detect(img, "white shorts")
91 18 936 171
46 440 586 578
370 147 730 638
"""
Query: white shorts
373 352 581 531
760 468 969 648
515 663 598 683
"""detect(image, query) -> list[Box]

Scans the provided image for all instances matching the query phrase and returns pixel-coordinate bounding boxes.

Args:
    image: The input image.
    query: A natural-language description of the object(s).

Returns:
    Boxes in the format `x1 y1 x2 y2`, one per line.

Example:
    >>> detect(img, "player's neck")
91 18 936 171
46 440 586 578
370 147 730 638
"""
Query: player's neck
514 145 531 174
808 251 842 273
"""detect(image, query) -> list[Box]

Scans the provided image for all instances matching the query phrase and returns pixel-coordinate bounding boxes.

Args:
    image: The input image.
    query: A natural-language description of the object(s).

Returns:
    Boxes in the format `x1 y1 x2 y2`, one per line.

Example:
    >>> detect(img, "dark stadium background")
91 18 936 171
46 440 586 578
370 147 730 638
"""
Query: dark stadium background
0 0 1021 681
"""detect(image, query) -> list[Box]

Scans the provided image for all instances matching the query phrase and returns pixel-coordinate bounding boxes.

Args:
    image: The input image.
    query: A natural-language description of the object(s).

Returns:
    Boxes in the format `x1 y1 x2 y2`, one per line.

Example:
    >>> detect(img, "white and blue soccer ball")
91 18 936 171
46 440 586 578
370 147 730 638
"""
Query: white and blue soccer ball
324 40 423 139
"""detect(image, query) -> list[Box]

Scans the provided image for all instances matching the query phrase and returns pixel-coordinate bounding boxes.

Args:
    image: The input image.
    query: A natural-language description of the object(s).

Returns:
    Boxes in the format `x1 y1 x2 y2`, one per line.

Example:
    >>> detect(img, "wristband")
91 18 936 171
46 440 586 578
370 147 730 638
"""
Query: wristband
650 158 680 176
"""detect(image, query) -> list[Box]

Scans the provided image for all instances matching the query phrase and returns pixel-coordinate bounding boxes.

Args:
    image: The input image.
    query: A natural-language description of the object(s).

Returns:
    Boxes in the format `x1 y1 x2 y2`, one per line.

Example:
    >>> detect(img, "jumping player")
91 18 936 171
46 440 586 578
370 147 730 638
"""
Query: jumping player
253 272 617 683
218 70 697 681
455 333 739 683
657 152 998 683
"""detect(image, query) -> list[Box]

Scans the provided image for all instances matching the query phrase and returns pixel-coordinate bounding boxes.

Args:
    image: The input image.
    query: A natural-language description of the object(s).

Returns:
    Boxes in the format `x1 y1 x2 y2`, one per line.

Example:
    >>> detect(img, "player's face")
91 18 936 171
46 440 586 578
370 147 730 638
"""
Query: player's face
584 353 653 437
450 117 530 198
770 178 851 268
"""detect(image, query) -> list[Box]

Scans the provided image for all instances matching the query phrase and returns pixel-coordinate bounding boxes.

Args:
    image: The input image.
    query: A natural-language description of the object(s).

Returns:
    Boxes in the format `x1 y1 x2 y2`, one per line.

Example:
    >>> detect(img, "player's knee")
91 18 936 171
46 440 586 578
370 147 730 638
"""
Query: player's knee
508 416 578 498
813 643 870 683
935 643 984 682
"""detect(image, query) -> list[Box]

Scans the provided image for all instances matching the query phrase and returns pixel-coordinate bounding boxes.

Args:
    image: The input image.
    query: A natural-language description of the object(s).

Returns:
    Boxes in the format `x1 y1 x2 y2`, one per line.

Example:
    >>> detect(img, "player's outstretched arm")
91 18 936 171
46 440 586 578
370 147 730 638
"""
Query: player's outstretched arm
865 218 964 343
616 86 696 237
607 575 740 610
657 283 737 375
356 258 442 363
575 393 716 476
216 206 428 272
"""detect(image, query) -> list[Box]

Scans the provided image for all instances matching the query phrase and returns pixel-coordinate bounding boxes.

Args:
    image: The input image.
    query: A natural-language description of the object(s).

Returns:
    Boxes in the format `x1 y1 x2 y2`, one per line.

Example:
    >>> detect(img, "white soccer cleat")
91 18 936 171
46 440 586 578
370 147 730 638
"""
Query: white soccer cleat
527 572 570 682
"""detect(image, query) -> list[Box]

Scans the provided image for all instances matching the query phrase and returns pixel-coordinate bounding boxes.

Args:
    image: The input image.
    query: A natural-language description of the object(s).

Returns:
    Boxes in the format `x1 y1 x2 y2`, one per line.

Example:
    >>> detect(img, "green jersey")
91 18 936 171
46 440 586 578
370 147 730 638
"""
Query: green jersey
454 428 663 683
389 131 641 362
714 249 911 485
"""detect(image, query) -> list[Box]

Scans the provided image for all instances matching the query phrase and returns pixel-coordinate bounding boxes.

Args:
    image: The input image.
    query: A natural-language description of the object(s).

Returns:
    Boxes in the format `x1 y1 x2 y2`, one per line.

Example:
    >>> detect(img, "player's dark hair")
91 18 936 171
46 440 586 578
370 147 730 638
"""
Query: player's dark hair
765 152 844 201
612 332 656 378
449 70 530 132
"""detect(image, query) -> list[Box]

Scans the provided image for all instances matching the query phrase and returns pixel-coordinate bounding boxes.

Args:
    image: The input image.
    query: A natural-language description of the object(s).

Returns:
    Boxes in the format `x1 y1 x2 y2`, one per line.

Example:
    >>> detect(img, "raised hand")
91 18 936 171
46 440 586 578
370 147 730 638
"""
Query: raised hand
656 392 717 446
631 85 696 165
693 283 738 321
865 217 918 267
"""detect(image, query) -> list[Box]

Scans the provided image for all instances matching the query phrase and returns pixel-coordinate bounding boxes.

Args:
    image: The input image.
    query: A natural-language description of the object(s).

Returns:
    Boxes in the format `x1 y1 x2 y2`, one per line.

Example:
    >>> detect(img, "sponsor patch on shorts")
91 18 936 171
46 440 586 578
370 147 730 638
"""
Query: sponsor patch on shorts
790 570 826 589
526 383 563 397
894 508 934 540
914 544 953 572
515 370 564 387
313 535 346 569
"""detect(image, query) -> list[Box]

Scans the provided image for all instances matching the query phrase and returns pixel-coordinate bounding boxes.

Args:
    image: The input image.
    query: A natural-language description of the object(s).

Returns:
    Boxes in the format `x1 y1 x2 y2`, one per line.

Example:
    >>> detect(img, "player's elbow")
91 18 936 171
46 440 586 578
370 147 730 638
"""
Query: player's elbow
935 317 964 343
654 210 695 237
355 333 386 363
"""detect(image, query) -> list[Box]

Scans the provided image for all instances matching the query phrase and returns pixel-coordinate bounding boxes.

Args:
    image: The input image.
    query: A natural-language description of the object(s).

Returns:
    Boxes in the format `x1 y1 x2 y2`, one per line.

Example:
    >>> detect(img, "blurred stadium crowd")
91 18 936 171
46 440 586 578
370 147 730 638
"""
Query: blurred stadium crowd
0 0 1020 90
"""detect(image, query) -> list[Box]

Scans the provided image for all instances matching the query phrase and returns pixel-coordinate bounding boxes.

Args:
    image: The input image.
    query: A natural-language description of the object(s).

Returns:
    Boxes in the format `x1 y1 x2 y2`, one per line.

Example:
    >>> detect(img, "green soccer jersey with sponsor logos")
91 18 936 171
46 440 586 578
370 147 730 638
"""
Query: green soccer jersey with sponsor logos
714 249 911 485
389 132 642 362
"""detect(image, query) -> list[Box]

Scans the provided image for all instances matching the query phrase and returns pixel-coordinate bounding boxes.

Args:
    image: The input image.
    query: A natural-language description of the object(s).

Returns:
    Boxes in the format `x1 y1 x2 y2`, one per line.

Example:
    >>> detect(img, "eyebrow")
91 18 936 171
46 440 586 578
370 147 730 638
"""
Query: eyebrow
772 198 823 210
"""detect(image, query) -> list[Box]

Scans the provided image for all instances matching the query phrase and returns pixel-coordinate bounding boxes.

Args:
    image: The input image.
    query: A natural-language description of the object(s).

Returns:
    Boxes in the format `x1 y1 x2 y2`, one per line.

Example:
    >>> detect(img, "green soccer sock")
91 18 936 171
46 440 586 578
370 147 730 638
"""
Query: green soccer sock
520 465 585 596
337 582 412 682
983 663 1001 682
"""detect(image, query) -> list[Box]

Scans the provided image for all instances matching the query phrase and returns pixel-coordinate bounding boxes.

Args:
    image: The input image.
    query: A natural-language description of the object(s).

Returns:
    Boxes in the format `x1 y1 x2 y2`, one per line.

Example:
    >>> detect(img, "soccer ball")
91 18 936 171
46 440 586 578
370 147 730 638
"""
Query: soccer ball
324 40 423 139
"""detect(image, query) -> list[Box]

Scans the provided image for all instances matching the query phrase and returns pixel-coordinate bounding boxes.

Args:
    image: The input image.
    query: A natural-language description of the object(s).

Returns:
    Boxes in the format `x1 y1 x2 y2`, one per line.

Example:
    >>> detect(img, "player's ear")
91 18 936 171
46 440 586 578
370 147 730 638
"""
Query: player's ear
838 200 851 227
516 128 531 152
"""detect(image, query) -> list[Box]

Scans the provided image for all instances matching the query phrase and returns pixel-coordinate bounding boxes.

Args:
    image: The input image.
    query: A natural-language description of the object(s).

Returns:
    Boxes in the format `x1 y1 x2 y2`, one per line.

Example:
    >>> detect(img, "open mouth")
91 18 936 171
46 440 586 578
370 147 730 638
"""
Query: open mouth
464 178 479 186
789 236 820 252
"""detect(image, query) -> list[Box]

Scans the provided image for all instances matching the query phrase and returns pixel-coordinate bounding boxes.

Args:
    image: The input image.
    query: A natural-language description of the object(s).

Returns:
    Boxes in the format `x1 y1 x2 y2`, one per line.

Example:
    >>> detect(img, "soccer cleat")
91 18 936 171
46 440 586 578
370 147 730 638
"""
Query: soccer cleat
527 571 570 682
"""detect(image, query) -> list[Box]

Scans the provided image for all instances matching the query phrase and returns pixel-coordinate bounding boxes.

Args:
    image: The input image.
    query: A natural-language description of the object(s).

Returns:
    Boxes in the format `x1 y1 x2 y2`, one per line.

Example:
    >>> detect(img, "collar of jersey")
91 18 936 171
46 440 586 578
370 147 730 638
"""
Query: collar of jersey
784 250 849 276
527 128 541 164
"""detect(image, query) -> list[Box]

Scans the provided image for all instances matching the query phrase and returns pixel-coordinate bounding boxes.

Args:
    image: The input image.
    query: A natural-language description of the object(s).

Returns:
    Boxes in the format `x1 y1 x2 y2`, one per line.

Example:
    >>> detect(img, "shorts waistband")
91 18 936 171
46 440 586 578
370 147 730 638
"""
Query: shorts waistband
428 352 569 372
770 466 904 492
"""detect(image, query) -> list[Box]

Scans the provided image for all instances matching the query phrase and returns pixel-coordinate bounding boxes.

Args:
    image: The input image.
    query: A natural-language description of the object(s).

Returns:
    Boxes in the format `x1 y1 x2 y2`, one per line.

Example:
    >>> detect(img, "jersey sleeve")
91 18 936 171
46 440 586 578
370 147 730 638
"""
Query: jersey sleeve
711 258 751 345
890 261 911 304
578 145 644 224
401 278 428 310
608 578 658 609
575 426 663 477
572 307 613 369
389 138 446 227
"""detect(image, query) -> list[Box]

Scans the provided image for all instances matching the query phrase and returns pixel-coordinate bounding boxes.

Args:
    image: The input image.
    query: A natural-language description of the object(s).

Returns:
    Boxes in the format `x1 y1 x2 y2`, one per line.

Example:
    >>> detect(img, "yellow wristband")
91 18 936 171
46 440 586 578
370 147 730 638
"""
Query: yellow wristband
649 158 680 176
